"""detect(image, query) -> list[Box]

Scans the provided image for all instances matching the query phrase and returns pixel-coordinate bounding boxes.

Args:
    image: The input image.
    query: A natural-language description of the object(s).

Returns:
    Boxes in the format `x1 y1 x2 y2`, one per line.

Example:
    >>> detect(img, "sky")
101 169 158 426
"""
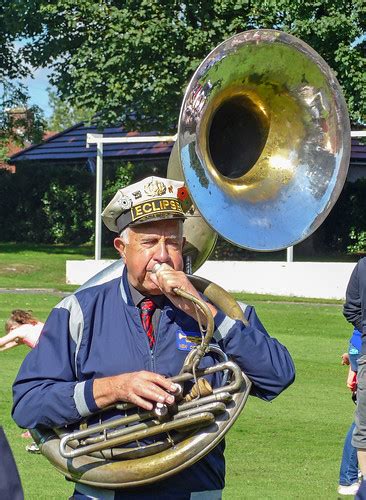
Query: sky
23 66 52 118
14 39 53 118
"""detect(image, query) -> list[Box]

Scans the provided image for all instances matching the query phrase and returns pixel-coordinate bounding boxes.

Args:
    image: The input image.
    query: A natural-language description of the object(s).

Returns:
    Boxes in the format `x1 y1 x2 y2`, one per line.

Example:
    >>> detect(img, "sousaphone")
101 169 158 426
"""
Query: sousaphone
32 29 350 488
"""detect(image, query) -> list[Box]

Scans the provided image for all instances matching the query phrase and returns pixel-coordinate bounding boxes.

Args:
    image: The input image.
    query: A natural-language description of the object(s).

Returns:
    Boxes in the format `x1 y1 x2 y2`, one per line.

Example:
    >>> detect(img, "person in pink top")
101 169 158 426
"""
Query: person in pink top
0 310 44 351
1 309 44 452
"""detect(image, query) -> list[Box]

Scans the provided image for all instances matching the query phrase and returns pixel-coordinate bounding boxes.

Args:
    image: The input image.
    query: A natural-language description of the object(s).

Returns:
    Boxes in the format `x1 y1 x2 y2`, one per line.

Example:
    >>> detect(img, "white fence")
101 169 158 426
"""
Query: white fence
66 260 356 300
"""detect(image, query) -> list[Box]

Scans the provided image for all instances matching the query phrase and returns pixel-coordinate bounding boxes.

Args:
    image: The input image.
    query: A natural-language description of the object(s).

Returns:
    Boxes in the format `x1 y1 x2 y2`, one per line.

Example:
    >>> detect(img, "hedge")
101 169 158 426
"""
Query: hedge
0 162 365 258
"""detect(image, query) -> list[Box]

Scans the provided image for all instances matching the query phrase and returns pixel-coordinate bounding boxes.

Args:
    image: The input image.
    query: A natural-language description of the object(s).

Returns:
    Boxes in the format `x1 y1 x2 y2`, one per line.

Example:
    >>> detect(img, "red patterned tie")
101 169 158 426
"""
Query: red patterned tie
140 299 156 348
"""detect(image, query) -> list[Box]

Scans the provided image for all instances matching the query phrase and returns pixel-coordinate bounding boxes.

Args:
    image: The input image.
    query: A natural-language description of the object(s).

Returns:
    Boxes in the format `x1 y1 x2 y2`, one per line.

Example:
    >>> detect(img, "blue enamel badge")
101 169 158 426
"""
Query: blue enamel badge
176 330 202 351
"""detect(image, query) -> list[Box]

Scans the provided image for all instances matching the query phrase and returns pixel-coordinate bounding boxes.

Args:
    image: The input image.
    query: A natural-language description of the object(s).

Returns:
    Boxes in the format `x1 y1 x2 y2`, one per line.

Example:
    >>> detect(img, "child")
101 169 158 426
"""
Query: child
0 310 44 351
338 328 361 496
1 310 44 453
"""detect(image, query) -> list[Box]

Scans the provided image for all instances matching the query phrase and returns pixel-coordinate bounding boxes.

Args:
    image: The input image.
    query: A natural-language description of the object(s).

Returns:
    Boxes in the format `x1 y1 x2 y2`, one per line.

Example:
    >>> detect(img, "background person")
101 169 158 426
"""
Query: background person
1 309 44 453
12 176 295 499
343 257 366 499
0 309 44 351
0 426 24 500
338 328 361 496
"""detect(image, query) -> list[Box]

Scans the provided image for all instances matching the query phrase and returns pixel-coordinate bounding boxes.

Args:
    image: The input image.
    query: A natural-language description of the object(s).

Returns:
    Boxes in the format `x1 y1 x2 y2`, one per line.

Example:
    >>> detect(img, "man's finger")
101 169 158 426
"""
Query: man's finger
138 385 175 405
130 394 154 411
148 373 177 393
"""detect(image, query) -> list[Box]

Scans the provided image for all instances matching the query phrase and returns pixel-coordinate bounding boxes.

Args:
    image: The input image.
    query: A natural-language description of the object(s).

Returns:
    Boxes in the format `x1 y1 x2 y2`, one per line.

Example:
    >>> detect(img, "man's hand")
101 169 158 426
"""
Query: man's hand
149 263 217 321
341 352 350 365
93 371 178 411
347 367 357 391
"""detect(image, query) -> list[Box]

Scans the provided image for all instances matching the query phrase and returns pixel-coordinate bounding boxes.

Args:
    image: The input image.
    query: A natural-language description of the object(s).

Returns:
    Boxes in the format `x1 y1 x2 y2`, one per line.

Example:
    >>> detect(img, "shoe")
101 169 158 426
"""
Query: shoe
337 482 360 495
26 442 40 454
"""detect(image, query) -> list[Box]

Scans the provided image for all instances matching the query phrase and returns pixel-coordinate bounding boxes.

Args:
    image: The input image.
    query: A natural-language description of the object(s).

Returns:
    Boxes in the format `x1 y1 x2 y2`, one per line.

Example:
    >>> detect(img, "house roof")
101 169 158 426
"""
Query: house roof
8 122 173 165
8 122 366 166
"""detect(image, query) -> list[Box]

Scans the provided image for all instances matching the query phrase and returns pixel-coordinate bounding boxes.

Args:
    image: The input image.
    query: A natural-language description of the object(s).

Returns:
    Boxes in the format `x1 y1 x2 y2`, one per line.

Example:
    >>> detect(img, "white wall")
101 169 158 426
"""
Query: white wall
66 260 356 300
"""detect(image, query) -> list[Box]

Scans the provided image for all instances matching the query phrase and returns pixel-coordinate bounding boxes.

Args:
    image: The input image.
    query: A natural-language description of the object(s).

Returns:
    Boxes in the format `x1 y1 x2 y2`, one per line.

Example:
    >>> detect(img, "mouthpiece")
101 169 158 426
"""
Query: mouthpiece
152 263 162 274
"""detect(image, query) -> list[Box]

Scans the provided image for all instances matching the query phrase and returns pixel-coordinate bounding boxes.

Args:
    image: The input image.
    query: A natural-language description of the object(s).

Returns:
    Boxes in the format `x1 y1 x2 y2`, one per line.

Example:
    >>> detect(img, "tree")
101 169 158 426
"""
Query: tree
0 1 46 161
3 1 366 131
0 0 29 81
47 89 95 131
0 81 46 163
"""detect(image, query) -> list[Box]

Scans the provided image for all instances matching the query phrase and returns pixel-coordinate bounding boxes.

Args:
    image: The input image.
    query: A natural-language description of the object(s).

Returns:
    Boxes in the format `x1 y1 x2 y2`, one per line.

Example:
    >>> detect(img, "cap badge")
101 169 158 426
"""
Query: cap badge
144 179 166 197
177 187 189 201
118 195 132 210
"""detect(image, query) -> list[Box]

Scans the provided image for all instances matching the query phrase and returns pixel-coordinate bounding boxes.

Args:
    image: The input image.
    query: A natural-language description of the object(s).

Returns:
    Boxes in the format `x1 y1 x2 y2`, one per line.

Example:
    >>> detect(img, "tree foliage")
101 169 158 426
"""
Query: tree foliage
0 0 46 162
317 177 366 255
47 89 95 132
0 161 136 244
3 0 365 132
0 1 29 80
0 0 46 161
0 81 46 163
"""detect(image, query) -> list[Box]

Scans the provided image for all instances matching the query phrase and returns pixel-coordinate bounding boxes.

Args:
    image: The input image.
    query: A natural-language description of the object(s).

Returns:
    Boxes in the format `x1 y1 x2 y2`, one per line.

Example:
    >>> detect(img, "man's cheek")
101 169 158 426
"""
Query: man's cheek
173 255 184 271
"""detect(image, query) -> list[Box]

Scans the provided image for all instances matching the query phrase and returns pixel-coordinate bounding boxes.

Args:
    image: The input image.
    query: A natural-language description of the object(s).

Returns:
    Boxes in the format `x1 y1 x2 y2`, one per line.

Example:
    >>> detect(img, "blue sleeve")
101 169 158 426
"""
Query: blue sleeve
350 329 362 352
213 305 295 401
12 300 98 429
343 261 363 332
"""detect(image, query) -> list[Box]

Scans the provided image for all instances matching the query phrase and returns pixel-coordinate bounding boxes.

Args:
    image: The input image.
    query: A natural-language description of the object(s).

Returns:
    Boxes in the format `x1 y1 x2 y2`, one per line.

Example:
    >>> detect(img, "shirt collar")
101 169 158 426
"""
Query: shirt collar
128 281 165 309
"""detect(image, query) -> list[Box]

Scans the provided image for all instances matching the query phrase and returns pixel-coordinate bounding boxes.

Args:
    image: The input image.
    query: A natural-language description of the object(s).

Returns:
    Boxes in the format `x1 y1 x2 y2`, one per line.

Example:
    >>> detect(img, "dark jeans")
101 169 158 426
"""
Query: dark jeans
340 421 359 485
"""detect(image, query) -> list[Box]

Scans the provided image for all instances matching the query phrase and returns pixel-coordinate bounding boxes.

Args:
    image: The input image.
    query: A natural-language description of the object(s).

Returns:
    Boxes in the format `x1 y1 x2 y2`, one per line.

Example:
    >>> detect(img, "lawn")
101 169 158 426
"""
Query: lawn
0 242 117 291
0 291 354 499
0 242 358 293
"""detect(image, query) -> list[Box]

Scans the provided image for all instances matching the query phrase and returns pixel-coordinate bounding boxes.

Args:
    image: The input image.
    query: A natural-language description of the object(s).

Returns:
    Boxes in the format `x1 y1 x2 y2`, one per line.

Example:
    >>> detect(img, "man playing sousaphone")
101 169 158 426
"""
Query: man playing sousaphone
12 176 295 499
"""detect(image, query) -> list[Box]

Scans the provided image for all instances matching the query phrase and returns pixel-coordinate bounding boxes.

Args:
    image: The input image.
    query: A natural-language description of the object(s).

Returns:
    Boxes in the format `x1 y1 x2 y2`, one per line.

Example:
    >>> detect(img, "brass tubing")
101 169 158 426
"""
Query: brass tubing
170 360 244 392
59 410 156 442
178 391 232 411
82 421 156 447
175 401 226 420
82 400 226 447
173 287 215 360
60 412 215 459
58 361 243 454
87 440 171 461
63 399 228 456
66 393 233 451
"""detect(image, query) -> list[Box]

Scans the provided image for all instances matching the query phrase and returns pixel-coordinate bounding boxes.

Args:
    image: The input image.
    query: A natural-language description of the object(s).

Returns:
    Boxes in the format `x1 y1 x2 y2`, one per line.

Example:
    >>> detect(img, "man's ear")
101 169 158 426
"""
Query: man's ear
114 237 126 261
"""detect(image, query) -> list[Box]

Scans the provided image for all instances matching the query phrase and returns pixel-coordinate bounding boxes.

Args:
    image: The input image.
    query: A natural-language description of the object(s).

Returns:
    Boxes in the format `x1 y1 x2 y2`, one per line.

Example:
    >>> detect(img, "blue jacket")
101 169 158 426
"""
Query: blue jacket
12 267 295 494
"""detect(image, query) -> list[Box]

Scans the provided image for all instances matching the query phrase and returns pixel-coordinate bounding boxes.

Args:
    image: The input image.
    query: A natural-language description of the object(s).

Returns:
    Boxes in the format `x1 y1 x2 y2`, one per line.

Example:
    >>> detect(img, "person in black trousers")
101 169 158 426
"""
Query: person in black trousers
0 426 24 500
344 257 366 499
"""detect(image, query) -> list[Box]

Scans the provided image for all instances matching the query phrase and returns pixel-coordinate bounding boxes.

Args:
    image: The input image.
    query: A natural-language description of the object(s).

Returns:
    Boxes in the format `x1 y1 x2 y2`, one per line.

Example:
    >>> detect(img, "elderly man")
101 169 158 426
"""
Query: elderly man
12 176 295 500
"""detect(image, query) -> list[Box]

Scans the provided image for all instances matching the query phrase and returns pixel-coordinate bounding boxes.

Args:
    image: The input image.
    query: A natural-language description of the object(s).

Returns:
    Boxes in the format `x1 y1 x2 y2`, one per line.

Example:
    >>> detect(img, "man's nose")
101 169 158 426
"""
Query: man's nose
155 241 169 262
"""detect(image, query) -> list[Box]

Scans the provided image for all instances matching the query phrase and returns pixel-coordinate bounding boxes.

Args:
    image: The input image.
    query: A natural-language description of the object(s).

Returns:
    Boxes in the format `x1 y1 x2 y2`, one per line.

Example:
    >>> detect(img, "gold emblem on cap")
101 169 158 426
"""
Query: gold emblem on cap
144 179 166 197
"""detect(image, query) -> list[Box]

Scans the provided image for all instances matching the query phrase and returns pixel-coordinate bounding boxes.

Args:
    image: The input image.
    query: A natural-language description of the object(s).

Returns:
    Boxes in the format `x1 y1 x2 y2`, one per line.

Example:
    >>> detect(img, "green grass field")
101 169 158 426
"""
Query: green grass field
0 243 116 291
0 245 356 498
